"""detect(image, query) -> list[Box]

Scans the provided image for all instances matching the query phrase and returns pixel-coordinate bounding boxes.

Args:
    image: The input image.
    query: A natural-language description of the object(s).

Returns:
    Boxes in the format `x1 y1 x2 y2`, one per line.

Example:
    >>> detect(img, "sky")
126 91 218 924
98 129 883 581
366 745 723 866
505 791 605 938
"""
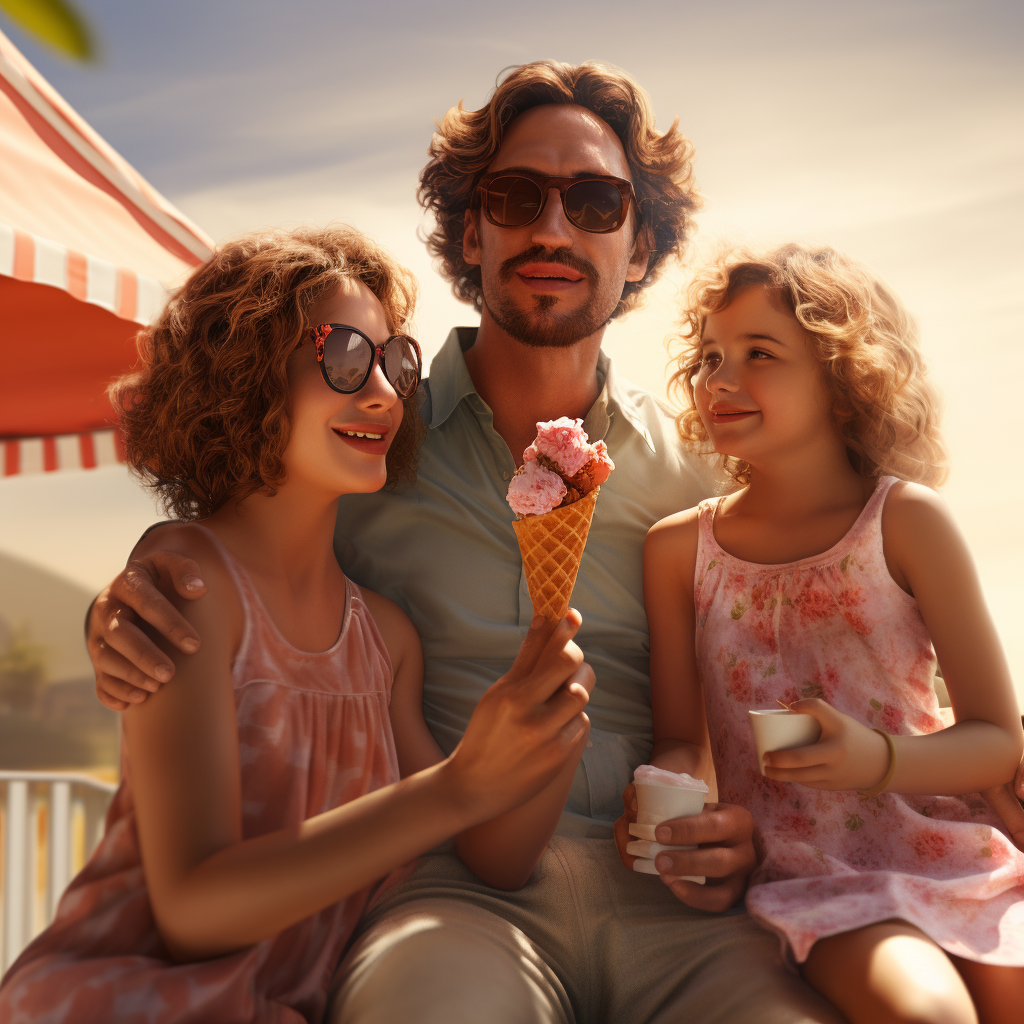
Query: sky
1 0 1023 695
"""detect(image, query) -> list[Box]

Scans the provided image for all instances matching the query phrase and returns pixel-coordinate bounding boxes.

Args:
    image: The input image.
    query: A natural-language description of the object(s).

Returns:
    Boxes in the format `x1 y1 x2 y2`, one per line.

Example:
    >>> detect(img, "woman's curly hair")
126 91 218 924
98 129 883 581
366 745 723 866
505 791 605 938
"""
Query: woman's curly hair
419 59 701 319
111 225 424 521
669 243 947 488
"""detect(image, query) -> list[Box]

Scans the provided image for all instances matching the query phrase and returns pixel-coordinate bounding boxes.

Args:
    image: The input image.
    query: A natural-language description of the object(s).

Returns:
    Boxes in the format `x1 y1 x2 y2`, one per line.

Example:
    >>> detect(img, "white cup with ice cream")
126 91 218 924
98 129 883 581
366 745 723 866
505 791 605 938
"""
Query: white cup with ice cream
748 709 822 775
626 765 708 883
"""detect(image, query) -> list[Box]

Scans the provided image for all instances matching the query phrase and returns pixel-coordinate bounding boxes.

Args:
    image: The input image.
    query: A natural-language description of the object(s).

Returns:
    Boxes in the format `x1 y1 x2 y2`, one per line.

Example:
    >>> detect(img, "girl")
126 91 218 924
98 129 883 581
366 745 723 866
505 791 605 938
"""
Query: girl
0 226 593 1023
642 243 1024 1024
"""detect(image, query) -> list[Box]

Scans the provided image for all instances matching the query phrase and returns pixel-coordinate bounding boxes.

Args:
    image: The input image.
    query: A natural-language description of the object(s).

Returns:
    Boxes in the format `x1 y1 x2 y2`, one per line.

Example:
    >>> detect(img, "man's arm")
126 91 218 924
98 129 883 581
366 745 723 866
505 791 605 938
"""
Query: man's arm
613 511 757 912
87 528 208 710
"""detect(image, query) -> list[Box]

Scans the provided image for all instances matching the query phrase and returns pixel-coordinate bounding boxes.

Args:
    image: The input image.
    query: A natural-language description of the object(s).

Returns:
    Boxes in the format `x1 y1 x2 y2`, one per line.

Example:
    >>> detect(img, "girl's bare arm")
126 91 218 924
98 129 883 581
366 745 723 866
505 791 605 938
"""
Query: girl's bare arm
766 483 1023 795
643 509 717 793
612 508 755 913
883 482 1023 791
126 529 593 962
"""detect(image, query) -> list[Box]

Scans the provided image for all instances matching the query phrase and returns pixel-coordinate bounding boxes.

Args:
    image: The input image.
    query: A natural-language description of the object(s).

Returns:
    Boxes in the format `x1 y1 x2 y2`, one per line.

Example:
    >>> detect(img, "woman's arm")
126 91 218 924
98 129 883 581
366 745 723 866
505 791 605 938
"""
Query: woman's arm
126 531 593 962
765 483 1023 794
453 730 589 890
363 591 596 890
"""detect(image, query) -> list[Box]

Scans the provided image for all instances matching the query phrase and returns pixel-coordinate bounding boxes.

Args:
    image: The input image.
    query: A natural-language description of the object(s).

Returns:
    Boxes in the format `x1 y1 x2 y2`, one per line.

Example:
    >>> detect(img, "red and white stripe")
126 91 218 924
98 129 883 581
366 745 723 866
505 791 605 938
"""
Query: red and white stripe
3 429 124 477
0 44 212 265
0 222 168 325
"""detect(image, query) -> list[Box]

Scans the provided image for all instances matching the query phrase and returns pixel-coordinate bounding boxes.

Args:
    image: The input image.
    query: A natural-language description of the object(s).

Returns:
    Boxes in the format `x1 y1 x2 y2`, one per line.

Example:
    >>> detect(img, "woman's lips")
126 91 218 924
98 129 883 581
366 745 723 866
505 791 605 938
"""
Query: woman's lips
332 427 390 456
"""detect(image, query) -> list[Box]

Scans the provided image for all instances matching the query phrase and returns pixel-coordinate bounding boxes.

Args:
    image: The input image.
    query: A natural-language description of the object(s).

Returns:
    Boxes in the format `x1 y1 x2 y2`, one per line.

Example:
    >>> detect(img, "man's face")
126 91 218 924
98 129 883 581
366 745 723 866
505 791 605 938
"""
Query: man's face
463 104 649 348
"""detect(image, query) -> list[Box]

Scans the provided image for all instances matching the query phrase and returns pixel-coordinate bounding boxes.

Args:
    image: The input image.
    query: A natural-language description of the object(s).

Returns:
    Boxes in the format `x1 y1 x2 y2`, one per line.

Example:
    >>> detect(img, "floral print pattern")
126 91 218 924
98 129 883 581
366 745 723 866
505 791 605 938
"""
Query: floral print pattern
695 478 1024 965
0 533 405 1022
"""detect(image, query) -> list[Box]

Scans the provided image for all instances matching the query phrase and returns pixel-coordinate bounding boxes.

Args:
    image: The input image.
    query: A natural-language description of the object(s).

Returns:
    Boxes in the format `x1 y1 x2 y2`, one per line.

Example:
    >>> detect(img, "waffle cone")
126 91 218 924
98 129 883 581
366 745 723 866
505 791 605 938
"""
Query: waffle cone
512 486 600 620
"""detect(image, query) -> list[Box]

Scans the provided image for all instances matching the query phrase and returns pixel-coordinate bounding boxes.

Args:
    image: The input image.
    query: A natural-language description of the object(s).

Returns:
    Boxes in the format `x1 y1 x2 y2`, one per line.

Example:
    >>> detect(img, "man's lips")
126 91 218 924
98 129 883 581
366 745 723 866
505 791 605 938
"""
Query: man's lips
515 262 586 292
332 425 390 455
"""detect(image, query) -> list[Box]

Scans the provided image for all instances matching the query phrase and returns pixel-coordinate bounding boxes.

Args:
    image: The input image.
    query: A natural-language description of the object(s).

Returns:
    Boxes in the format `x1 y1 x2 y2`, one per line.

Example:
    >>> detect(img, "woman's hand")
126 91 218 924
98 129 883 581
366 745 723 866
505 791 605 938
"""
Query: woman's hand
443 612 594 821
762 698 890 792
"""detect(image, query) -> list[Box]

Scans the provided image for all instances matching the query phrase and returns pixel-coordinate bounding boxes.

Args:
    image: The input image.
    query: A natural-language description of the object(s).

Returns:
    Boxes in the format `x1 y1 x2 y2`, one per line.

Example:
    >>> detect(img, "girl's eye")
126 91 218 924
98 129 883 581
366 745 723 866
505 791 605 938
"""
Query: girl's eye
699 352 720 367
750 349 773 360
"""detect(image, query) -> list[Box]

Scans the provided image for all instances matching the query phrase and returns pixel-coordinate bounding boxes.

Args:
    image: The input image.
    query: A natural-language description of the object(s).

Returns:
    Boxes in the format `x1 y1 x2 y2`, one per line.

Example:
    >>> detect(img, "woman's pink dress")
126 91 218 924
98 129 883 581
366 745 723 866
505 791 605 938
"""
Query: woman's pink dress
695 477 1024 964
0 535 404 1022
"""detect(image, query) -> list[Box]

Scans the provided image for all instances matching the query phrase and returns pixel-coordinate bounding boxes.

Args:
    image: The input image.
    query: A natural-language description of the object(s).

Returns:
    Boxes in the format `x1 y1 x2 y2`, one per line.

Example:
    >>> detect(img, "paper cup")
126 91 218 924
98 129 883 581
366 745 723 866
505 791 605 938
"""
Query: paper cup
628 782 706 840
749 709 821 775
627 781 707 883
626 839 705 884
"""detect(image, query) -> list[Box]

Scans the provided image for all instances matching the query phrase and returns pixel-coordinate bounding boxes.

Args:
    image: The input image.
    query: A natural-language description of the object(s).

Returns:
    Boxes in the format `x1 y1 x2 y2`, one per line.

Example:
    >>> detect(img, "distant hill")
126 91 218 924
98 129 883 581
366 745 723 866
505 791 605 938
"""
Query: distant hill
0 550 94 682
0 551 118 768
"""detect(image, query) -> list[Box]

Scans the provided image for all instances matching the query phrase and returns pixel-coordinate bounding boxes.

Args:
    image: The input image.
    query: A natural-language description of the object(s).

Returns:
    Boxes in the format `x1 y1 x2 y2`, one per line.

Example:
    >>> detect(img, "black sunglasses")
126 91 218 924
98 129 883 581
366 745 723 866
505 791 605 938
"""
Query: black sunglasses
309 324 422 399
474 171 638 234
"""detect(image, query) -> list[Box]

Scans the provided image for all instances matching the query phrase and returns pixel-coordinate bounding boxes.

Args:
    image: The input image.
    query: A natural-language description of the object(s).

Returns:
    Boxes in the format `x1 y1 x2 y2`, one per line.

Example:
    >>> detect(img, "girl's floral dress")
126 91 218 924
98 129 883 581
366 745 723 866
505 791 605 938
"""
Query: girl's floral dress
695 477 1024 964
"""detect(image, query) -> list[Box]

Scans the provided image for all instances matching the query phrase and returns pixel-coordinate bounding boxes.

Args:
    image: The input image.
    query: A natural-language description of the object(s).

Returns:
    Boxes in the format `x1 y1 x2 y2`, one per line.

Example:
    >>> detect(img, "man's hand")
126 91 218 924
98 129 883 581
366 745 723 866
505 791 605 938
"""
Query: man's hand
88 551 207 711
614 781 756 911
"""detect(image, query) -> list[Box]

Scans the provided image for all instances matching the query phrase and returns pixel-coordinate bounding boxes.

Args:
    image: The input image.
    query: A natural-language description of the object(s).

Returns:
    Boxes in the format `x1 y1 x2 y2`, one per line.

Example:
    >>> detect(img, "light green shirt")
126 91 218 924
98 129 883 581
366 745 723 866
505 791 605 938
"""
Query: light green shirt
335 327 716 835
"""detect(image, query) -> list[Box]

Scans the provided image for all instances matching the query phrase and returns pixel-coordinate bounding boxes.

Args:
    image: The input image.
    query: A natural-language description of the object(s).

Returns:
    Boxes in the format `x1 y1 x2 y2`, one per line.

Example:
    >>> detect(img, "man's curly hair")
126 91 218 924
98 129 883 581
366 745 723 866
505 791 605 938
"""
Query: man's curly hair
111 226 423 521
419 60 701 319
670 243 947 488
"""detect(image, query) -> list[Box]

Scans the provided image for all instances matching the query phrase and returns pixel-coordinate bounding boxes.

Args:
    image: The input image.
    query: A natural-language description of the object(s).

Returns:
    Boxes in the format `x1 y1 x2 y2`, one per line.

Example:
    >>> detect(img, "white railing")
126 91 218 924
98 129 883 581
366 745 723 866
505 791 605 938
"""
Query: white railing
0 771 117 973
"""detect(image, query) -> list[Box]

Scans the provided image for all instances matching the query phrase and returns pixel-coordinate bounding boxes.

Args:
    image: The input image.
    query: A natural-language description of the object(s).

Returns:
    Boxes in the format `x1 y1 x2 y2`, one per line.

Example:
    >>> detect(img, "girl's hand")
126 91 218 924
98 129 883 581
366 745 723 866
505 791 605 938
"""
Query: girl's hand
983 781 1024 852
443 612 595 820
762 698 890 792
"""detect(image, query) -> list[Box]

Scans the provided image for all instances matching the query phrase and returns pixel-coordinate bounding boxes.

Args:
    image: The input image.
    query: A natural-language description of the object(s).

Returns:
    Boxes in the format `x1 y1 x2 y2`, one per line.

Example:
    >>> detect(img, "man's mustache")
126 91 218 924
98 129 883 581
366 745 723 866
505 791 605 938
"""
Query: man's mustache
498 247 598 285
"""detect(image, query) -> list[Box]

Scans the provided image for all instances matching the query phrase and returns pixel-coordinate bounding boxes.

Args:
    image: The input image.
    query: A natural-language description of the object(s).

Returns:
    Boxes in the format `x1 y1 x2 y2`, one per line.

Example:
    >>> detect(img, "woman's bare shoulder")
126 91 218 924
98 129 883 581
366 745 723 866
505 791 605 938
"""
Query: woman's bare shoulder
355 586 421 674
136 523 242 634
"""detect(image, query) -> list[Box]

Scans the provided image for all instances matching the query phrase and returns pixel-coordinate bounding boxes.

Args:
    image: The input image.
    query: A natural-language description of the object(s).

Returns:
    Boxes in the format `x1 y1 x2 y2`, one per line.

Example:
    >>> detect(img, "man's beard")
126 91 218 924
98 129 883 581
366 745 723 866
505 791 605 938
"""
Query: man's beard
482 247 616 349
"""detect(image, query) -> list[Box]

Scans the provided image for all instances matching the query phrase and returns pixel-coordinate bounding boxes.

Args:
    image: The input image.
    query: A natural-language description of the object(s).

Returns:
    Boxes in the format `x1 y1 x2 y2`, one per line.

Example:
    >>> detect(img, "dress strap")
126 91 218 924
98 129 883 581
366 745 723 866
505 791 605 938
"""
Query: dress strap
694 496 725 577
845 475 900 551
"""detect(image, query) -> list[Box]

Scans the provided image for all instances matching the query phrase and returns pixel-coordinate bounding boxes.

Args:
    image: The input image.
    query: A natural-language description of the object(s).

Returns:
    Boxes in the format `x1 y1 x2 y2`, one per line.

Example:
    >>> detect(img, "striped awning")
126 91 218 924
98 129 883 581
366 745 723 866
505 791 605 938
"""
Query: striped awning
0 223 168 326
0 27 213 477
3 429 123 477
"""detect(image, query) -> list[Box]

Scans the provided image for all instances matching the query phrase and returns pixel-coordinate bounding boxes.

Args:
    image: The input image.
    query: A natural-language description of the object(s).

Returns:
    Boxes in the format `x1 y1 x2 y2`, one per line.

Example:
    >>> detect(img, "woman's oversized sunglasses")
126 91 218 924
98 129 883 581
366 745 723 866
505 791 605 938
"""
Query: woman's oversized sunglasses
474 171 638 234
310 324 422 400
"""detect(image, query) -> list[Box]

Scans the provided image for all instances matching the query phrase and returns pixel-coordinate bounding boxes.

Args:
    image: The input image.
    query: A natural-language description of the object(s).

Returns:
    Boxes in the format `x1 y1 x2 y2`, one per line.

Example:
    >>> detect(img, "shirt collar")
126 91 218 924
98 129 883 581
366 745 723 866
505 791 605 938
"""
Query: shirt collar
425 326 657 454
424 327 480 429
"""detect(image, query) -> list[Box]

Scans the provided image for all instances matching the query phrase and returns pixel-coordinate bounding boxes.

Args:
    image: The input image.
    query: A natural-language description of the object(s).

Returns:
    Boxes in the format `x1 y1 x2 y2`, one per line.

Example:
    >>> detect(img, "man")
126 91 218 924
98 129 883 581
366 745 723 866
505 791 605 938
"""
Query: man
89 61 842 1022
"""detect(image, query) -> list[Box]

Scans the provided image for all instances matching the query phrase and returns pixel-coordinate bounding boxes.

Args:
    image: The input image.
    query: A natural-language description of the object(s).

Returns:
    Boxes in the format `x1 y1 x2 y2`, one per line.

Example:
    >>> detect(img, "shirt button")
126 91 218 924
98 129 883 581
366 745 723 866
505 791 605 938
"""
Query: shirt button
502 471 510 480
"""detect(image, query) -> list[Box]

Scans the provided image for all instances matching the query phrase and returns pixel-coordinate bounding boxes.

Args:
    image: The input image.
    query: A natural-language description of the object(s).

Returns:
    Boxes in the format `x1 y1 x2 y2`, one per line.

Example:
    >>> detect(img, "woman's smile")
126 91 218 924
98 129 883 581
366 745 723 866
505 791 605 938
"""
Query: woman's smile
331 423 391 456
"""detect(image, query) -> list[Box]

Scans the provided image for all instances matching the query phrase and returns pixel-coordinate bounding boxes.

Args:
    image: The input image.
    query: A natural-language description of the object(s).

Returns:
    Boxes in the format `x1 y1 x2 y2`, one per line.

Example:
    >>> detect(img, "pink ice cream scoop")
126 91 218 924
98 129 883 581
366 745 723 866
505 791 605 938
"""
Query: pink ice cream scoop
506 460 567 517
508 417 614 518
569 438 614 491
524 417 594 478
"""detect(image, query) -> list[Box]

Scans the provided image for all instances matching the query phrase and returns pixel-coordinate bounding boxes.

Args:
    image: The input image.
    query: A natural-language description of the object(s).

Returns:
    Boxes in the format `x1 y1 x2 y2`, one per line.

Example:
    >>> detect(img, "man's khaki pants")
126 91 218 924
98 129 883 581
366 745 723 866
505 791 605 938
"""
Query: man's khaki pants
326 837 842 1024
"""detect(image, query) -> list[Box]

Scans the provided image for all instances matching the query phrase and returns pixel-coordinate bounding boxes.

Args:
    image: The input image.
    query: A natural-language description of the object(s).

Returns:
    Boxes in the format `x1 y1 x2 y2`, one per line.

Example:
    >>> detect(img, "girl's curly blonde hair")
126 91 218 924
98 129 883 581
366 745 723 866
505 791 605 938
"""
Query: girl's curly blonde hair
669 243 947 488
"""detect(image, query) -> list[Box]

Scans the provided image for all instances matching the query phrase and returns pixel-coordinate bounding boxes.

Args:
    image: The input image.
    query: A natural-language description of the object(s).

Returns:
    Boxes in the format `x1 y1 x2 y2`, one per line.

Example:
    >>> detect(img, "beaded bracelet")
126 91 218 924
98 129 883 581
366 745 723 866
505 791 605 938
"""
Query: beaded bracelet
858 729 897 799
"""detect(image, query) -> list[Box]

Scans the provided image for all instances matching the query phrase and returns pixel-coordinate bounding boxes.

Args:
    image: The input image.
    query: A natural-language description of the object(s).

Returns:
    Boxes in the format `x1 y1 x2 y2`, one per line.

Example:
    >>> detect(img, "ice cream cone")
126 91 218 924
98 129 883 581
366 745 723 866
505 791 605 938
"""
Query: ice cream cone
512 486 600 620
